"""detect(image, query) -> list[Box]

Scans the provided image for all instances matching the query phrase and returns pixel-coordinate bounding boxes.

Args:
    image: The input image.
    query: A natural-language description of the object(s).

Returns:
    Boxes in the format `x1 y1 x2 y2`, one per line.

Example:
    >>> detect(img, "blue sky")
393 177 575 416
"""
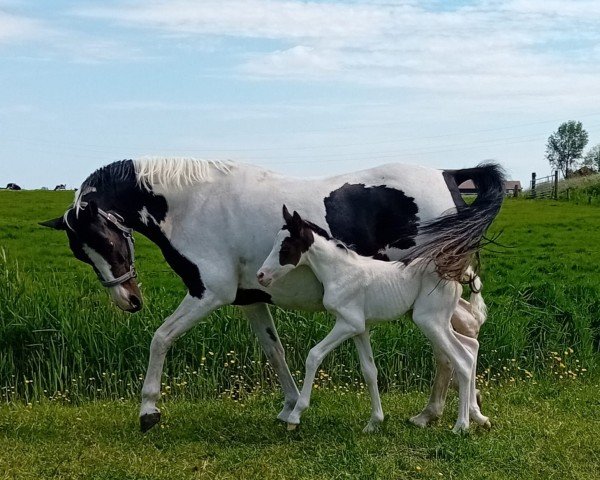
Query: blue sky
2 0 600 188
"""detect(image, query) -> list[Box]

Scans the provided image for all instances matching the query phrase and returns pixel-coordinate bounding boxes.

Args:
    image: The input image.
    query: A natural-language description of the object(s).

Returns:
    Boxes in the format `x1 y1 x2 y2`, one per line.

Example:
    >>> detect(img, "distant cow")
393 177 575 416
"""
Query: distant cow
54 184 66 191
6 183 21 190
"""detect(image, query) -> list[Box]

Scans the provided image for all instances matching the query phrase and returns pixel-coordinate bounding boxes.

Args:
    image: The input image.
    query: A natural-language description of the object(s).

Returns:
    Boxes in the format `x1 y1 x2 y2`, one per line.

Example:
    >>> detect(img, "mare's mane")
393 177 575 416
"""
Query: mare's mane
75 157 232 208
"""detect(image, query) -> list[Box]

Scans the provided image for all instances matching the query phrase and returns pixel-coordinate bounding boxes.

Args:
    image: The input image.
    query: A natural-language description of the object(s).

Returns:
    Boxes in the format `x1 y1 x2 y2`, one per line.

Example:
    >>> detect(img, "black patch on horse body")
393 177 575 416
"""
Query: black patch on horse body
266 327 277 342
76 160 205 298
324 183 419 256
233 288 272 305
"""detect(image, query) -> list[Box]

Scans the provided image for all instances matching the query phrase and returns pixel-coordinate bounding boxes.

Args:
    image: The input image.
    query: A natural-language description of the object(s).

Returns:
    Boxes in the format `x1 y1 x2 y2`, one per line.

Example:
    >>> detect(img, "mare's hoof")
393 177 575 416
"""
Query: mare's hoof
287 423 299 431
140 412 161 433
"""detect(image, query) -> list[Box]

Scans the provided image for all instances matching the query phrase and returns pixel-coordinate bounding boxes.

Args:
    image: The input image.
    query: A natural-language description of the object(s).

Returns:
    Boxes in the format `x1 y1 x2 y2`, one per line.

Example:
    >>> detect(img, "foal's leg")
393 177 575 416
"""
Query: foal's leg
410 299 482 427
454 331 490 428
412 283 475 434
140 292 228 432
242 303 299 422
353 330 384 433
286 318 362 428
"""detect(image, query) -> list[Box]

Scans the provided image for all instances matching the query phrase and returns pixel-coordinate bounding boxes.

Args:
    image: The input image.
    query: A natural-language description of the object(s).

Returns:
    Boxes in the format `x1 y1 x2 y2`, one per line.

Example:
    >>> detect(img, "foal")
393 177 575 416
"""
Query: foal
257 206 490 434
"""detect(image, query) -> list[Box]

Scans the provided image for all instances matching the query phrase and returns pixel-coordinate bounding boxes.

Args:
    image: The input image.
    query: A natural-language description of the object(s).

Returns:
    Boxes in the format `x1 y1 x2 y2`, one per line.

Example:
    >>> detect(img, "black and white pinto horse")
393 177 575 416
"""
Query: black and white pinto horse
40 158 504 432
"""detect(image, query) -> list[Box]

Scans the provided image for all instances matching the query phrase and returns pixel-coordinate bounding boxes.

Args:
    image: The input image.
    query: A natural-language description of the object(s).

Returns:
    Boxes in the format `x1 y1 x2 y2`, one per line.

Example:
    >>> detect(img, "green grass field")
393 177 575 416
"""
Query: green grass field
1 191 599 478
1 381 599 479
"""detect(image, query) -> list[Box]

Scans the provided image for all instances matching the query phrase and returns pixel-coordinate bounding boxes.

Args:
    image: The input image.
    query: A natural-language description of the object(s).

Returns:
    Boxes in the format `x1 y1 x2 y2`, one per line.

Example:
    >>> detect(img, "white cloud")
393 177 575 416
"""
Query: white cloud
75 0 393 41
0 10 43 43
71 0 600 100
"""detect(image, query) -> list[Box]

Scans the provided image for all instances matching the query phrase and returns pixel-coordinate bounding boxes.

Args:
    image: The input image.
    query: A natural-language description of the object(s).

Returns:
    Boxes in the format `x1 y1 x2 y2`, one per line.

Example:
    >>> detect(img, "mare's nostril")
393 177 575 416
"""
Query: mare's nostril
257 272 264 280
129 294 142 310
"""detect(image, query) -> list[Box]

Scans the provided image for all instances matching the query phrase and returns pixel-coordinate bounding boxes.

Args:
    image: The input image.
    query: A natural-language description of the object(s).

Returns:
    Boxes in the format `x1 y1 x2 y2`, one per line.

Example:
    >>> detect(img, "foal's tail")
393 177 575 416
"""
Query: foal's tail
408 162 506 281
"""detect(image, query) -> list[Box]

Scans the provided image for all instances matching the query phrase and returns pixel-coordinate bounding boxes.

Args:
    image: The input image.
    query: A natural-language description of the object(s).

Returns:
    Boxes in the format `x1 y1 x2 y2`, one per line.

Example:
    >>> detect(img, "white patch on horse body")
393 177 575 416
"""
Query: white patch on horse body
138 206 151 226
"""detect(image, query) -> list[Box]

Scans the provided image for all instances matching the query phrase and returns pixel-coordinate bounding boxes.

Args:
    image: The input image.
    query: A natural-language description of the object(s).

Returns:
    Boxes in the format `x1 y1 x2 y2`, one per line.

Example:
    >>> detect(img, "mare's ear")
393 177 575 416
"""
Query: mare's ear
79 201 99 224
282 204 293 224
39 217 66 230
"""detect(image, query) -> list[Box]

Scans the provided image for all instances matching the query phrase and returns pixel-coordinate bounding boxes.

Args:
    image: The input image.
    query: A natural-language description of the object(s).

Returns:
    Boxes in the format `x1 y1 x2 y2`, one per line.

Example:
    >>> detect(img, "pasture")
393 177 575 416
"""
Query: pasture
1 190 599 478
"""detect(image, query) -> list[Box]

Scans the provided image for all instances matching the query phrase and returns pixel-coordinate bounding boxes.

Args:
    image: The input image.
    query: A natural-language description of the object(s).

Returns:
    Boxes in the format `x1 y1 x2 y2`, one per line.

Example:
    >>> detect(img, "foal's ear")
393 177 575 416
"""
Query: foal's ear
39 216 66 230
282 204 293 224
288 210 304 235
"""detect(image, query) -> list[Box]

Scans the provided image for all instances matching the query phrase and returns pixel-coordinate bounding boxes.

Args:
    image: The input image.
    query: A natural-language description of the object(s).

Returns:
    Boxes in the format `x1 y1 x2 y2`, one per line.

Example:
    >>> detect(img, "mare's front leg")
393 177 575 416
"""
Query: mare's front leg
140 291 230 432
242 303 299 422
287 317 362 429
353 330 384 433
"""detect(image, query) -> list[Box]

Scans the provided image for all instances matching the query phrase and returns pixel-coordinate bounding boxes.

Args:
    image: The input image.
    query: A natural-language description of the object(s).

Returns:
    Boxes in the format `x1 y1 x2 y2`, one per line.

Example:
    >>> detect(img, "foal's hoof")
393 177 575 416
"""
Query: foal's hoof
140 412 161 433
286 423 299 431
451 421 470 435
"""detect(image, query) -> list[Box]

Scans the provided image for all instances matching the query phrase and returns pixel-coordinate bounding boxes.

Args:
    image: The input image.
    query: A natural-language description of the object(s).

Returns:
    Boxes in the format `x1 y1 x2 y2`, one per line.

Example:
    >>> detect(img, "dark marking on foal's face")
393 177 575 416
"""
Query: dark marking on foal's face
323 183 420 257
280 206 317 266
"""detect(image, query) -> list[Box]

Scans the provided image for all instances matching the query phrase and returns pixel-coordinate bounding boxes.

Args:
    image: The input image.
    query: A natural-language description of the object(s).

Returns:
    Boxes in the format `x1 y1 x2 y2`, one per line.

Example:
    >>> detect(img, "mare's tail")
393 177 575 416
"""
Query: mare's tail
408 162 506 281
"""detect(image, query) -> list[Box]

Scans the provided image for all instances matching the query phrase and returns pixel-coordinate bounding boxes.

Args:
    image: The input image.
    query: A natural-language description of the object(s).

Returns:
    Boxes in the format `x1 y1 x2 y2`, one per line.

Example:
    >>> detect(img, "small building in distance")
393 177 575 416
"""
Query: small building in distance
458 180 522 196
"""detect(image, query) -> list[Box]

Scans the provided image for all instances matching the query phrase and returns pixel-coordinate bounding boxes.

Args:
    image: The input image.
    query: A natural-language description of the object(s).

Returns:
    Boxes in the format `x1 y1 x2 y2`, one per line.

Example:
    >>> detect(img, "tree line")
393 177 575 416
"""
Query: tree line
546 120 600 178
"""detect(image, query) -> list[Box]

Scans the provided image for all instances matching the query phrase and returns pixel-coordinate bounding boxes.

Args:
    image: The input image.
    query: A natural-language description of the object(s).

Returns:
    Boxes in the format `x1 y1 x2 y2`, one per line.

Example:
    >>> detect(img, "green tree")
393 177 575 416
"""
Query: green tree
583 144 600 171
546 121 588 178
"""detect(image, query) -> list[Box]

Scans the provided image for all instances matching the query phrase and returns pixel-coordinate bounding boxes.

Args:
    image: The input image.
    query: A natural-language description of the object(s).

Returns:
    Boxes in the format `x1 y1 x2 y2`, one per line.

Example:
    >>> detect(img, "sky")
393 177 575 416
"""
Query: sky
2 0 600 189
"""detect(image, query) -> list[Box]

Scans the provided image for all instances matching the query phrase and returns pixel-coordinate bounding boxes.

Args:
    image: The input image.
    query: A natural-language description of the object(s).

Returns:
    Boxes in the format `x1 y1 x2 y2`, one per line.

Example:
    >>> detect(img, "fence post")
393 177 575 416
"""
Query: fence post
553 171 559 200
531 172 536 198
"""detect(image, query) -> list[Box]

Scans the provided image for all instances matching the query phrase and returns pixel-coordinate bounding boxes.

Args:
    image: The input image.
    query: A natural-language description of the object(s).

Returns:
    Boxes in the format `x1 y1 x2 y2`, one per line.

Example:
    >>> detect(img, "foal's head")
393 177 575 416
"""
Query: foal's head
40 201 143 312
257 205 319 287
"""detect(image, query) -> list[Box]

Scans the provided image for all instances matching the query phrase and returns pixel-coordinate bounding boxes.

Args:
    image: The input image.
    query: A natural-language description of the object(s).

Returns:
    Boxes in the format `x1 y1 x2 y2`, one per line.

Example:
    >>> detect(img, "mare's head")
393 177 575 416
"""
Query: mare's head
40 200 143 312
257 205 318 287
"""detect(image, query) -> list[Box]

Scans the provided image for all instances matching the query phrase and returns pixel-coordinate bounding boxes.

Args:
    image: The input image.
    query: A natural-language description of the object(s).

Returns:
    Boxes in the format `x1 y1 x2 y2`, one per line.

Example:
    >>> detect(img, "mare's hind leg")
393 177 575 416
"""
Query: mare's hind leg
140 292 228 432
409 347 452 427
242 303 299 422
353 330 384 433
